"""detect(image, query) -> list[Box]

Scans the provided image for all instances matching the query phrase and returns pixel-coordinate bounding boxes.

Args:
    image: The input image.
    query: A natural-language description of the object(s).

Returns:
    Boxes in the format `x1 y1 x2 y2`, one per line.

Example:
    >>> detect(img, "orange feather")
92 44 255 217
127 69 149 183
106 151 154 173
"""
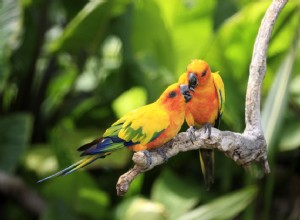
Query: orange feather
178 59 225 190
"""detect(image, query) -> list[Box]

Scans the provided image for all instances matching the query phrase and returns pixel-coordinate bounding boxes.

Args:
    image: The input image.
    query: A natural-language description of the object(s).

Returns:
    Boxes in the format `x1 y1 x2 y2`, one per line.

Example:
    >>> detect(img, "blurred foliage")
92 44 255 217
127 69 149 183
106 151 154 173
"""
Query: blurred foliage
0 0 300 219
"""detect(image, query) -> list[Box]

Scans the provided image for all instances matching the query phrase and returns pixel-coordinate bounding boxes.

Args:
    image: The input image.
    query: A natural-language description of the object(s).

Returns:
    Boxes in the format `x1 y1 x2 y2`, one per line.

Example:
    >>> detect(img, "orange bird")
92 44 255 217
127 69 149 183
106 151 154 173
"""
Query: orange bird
37 83 192 183
178 59 225 190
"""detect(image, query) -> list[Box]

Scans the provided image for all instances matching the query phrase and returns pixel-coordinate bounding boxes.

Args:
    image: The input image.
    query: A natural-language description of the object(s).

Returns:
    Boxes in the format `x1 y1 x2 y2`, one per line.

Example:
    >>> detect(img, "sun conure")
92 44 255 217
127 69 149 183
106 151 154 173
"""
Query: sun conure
178 59 225 190
37 83 192 183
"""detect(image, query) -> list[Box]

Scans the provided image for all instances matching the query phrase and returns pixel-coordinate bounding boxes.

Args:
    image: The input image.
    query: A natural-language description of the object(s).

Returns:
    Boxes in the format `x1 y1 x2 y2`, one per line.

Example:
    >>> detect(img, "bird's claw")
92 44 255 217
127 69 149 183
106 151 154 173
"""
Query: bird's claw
187 126 197 144
143 148 168 166
154 147 168 162
143 150 152 166
203 123 212 138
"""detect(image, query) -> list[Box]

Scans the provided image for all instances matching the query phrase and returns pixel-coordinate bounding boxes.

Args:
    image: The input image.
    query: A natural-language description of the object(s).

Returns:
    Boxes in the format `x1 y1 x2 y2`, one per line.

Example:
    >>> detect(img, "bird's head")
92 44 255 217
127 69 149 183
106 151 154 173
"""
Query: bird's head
158 83 192 109
186 59 211 90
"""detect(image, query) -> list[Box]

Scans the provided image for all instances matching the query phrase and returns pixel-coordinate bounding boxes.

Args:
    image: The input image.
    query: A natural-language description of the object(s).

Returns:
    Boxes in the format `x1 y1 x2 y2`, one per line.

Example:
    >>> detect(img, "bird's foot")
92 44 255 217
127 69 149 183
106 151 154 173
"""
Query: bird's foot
143 150 152 166
154 147 168 162
187 126 197 144
203 122 213 139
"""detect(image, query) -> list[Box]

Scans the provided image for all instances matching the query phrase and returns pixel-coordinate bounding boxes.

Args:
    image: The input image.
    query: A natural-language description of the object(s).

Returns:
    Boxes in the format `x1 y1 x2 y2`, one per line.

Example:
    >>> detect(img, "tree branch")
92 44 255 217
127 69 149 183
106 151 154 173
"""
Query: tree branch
116 0 288 196
245 0 288 135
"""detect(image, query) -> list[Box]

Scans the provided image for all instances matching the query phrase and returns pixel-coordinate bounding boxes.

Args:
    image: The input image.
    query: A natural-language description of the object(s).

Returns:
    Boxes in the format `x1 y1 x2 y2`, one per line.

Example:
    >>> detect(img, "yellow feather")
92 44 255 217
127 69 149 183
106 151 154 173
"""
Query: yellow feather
212 71 225 113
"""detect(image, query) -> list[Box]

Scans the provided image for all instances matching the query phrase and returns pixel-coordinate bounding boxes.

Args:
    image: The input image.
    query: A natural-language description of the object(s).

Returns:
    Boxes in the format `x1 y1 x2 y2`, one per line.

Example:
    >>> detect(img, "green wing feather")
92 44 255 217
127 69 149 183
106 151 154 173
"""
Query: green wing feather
107 103 170 145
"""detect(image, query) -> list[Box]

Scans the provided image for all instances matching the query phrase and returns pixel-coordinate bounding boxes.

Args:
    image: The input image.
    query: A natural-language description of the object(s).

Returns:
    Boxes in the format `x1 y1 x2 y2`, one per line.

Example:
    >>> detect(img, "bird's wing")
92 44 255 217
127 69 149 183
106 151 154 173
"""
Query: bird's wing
212 71 225 128
105 103 170 145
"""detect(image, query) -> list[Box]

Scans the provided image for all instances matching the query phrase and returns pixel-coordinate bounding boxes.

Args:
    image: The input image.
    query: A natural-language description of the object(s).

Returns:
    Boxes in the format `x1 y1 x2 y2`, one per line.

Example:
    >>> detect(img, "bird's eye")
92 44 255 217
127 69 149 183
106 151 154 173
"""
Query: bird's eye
168 91 177 98
201 70 207 77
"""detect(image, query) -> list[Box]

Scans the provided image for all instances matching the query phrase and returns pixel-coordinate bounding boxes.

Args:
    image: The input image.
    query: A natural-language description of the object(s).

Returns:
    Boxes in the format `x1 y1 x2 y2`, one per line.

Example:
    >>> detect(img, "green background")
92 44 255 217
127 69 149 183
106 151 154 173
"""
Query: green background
0 0 300 219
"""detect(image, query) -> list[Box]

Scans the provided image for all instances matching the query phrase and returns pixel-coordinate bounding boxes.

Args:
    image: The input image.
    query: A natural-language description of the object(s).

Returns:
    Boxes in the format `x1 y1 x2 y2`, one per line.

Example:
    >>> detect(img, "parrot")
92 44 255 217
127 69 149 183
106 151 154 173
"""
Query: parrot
37 83 192 183
178 59 225 190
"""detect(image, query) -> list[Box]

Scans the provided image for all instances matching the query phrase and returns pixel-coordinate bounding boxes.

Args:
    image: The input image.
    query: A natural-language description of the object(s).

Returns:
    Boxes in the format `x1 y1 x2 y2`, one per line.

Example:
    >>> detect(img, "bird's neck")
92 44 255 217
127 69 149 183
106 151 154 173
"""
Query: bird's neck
156 99 185 116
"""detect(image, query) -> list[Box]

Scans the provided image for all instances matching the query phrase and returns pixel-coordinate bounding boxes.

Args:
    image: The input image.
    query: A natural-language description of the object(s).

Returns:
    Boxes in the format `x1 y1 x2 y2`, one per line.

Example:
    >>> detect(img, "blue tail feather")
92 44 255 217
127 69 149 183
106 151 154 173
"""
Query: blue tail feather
80 136 137 156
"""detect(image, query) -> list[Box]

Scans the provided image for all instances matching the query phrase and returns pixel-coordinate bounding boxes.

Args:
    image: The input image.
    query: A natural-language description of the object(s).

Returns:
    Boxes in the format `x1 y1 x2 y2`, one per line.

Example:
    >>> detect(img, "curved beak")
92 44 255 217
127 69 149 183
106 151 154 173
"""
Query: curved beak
188 73 198 91
180 84 192 103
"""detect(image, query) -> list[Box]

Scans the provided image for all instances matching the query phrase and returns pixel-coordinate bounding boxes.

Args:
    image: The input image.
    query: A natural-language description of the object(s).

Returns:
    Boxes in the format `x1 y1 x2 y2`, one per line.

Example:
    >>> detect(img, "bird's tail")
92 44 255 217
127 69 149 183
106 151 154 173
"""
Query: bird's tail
37 154 108 183
199 149 214 191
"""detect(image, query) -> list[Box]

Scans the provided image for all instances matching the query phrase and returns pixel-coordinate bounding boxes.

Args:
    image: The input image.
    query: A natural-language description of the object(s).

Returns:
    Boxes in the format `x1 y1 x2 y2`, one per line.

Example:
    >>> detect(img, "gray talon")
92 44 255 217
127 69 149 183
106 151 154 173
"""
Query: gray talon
143 150 152 166
155 147 168 162
203 123 212 138
187 126 197 144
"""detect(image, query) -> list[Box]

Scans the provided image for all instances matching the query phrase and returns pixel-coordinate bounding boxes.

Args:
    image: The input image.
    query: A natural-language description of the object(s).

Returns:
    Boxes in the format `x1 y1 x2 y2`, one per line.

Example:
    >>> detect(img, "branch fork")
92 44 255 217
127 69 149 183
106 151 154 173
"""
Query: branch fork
116 0 288 196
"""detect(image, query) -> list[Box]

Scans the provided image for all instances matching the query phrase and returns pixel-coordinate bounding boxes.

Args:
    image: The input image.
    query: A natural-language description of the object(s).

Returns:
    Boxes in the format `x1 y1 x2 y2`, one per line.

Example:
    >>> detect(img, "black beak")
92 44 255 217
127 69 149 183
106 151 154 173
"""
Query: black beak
188 73 198 91
180 84 192 103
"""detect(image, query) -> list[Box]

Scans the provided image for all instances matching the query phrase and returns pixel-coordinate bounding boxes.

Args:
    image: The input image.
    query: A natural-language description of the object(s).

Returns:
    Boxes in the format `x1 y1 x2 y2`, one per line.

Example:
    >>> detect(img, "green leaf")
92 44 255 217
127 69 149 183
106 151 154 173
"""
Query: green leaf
49 0 114 54
115 196 167 220
0 114 32 172
42 54 78 118
290 75 300 96
289 74 300 108
151 169 200 219
42 200 79 220
49 119 78 168
42 172 110 219
176 186 257 220
77 187 110 218
262 40 298 149
126 0 177 101
0 0 22 92
156 0 216 74
0 0 22 58
24 144 58 176
205 2 269 80
268 2 300 57
131 0 175 72
204 2 272 130
261 23 300 220
213 0 237 30
279 122 300 151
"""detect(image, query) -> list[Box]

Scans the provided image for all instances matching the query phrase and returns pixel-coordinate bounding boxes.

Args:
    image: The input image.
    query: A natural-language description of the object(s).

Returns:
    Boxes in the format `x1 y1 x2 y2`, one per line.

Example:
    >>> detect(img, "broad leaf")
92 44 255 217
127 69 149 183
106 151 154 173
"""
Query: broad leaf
115 196 166 220
279 122 300 151
151 169 200 219
262 41 298 149
0 114 32 172
49 0 114 54
0 0 22 96
176 186 257 220
42 172 110 220
261 25 299 220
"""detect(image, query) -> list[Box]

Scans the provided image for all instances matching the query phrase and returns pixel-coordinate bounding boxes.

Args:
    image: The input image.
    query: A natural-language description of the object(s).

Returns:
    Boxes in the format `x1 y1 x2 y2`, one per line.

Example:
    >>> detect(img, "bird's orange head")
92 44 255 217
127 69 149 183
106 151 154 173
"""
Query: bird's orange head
186 59 211 89
157 83 192 110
